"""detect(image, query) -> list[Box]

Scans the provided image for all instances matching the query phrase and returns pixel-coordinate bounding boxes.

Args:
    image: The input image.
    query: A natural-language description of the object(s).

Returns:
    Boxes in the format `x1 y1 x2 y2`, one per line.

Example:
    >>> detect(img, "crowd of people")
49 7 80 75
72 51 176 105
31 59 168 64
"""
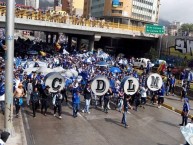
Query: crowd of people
0 48 191 130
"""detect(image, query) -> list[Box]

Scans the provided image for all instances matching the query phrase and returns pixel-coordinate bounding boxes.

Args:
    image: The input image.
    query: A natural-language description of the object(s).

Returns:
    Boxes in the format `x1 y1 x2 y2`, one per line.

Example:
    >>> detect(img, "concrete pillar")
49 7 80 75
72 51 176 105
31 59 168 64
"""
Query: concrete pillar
68 35 72 51
50 33 54 44
56 33 59 42
77 38 81 51
46 33 49 43
88 36 94 51
128 19 131 25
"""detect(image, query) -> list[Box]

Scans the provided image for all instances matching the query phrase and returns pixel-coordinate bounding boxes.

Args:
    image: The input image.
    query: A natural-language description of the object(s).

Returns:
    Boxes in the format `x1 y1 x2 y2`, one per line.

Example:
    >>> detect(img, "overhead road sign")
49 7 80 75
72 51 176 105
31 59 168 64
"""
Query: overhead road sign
145 24 165 34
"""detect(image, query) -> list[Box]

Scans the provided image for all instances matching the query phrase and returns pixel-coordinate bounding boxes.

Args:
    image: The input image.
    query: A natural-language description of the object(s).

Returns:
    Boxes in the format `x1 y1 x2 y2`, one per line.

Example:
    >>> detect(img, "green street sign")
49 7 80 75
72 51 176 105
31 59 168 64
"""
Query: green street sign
145 24 165 34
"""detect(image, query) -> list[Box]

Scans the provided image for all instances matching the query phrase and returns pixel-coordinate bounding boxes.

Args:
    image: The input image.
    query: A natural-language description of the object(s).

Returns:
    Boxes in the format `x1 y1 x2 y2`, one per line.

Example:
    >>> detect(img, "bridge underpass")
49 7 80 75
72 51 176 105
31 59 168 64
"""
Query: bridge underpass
95 37 158 58
0 15 159 56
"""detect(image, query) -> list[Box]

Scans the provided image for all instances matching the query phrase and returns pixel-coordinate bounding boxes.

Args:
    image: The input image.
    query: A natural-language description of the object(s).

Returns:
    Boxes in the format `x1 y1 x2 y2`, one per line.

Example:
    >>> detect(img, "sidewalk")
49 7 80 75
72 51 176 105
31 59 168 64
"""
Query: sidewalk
0 111 27 145
162 95 193 118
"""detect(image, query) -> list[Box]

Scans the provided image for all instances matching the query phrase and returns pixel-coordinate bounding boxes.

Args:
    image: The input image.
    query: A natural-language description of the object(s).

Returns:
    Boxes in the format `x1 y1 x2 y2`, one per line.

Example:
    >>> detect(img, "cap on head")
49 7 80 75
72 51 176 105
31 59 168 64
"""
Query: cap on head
46 85 50 89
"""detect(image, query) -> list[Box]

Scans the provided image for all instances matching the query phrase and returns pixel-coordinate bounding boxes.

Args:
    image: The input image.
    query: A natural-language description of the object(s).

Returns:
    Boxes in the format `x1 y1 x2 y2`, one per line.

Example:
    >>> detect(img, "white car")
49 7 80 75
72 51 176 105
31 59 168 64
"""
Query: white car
133 58 153 69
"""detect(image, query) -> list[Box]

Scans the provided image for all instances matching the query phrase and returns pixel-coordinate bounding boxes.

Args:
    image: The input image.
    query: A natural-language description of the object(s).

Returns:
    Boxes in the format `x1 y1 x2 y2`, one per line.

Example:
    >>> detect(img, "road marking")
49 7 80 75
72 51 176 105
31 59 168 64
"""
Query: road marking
22 109 36 145
77 112 87 121
23 110 30 130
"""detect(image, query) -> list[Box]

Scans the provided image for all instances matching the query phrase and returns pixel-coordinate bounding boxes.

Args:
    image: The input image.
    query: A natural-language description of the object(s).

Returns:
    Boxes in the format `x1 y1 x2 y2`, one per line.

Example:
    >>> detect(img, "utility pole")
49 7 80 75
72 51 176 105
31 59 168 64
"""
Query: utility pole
4 0 15 134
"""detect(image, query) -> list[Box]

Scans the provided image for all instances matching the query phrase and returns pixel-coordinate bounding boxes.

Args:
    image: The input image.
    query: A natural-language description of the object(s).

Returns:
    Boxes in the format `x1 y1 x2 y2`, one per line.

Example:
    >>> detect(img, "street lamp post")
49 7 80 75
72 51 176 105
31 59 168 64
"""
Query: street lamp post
158 35 163 58
4 0 15 134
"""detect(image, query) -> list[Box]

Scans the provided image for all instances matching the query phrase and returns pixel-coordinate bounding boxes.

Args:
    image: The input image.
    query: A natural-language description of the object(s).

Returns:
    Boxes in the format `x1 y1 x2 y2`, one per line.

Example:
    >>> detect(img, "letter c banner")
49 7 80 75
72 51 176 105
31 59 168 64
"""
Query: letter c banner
44 72 65 93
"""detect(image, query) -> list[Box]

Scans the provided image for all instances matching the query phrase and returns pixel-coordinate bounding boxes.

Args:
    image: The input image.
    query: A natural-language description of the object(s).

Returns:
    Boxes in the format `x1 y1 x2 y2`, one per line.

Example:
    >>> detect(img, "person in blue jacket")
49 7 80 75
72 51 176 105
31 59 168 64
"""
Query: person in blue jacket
0 80 5 115
72 90 80 118
158 83 165 108
179 98 190 126
169 75 176 96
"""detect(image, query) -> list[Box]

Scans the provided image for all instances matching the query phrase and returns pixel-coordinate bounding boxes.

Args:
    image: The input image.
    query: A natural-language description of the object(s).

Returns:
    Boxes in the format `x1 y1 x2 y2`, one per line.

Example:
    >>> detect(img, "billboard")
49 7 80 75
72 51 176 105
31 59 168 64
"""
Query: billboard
112 0 119 7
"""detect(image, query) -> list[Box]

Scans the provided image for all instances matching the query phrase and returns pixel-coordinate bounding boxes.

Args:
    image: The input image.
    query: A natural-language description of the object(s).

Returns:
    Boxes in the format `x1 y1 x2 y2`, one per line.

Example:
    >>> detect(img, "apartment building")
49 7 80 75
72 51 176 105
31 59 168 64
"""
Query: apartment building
24 0 39 9
84 0 161 26
61 0 84 16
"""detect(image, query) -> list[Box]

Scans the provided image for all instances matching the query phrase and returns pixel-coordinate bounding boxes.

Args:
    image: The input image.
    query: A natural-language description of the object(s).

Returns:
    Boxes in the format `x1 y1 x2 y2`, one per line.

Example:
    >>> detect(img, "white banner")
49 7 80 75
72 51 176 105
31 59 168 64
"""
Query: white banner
181 123 193 145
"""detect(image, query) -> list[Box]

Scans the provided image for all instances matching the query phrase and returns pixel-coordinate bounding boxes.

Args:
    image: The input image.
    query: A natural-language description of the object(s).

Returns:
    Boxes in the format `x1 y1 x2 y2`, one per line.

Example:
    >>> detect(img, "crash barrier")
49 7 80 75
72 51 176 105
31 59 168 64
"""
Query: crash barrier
45 72 163 94
0 6 144 32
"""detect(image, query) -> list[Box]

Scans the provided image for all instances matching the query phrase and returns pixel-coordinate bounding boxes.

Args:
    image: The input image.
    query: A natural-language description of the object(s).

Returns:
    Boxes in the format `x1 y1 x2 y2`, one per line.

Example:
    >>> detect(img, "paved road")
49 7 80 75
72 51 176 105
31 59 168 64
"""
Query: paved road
23 102 185 145
164 95 193 115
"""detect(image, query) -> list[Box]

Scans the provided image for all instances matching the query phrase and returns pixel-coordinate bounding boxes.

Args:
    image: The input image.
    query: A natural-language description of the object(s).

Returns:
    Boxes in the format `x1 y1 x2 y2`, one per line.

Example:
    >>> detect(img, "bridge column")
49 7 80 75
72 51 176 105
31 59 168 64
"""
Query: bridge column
56 33 59 42
77 38 81 51
50 33 54 44
68 35 72 51
88 36 94 51
46 33 49 43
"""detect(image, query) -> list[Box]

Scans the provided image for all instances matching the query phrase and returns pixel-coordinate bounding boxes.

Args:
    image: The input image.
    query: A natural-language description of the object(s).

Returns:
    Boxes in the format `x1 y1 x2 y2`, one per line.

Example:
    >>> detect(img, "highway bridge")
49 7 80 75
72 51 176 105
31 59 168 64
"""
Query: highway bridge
0 6 158 40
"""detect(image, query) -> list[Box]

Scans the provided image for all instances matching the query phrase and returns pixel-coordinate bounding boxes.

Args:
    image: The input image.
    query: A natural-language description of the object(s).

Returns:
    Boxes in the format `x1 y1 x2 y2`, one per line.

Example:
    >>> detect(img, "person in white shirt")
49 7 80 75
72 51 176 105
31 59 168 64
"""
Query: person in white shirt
140 86 148 109
27 79 33 106
14 75 21 89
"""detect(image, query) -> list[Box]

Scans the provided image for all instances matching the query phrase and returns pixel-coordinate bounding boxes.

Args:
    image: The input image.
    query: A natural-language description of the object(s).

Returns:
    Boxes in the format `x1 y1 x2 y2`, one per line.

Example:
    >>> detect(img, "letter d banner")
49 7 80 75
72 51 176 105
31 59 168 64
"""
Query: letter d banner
91 76 110 96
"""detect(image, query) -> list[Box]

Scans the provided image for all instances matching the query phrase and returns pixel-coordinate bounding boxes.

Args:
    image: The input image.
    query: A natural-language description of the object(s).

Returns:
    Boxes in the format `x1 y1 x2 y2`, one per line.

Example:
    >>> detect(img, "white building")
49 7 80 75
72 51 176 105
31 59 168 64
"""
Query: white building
132 0 160 23
25 0 39 9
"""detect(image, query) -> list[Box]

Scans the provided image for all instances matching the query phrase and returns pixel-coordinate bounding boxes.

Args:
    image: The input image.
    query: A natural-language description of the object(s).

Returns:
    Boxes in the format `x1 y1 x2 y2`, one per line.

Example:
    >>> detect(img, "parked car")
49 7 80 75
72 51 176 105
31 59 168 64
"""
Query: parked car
133 58 154 69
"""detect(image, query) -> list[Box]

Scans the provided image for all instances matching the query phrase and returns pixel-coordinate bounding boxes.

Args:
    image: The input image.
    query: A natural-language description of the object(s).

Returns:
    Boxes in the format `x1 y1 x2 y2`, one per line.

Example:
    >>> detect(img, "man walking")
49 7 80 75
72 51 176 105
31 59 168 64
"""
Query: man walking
169 75 176 96
104 88 112 114
30 87 40 118
0 79 5 115
83 84 91 114
121 96 130 128
41 86 50 116
53 91 63 119
179 98 190 126
14 83 25 118
72 90 80 118
158 83 165 108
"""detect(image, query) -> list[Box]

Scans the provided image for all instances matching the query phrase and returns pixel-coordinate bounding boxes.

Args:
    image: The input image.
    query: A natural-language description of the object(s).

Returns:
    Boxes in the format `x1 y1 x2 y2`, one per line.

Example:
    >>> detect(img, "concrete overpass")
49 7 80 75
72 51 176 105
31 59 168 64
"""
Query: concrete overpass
0 16 158 40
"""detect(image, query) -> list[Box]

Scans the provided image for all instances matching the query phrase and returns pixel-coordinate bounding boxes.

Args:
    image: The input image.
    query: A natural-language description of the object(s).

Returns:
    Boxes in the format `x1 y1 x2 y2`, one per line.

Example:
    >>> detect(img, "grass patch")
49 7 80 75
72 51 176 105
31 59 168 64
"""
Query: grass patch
169 47 193 60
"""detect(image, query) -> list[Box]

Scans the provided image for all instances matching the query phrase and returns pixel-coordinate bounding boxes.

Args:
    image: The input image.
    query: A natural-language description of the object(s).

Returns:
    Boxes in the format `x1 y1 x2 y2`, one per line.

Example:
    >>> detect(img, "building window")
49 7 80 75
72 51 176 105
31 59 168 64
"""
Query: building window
112 10 122 14
119 2 123 7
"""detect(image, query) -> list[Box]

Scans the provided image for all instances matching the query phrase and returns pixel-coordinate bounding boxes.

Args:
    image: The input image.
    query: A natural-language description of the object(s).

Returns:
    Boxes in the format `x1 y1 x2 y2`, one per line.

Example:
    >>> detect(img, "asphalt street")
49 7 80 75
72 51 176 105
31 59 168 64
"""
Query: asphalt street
22 101 185 145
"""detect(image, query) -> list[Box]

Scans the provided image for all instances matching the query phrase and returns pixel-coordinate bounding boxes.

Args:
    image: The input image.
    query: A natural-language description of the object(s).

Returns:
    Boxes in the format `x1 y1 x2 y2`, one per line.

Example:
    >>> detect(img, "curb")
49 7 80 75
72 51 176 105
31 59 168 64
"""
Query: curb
147 96 193 119
162 103 193 119
20 110 28 145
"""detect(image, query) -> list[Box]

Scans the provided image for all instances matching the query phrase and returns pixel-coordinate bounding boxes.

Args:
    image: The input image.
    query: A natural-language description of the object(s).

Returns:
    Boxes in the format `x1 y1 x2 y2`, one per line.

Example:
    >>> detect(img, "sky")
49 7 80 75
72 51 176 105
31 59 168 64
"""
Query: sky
160 0 193 23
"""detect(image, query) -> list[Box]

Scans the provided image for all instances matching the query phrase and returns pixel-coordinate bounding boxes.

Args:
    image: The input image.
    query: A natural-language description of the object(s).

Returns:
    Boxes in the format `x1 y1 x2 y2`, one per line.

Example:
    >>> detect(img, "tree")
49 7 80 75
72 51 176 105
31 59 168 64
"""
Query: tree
180 23 193 32
144 47 159 61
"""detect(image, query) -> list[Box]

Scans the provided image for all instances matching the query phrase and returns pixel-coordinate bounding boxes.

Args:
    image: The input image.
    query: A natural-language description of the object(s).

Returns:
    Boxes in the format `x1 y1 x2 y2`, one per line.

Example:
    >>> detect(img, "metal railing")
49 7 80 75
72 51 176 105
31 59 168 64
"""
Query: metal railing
0 6 144 32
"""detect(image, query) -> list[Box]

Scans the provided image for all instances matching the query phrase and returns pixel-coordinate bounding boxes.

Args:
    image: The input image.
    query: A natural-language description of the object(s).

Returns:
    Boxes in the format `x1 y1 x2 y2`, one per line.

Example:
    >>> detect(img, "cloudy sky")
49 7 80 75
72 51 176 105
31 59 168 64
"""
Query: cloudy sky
160 0 193 23
1 0 193 23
